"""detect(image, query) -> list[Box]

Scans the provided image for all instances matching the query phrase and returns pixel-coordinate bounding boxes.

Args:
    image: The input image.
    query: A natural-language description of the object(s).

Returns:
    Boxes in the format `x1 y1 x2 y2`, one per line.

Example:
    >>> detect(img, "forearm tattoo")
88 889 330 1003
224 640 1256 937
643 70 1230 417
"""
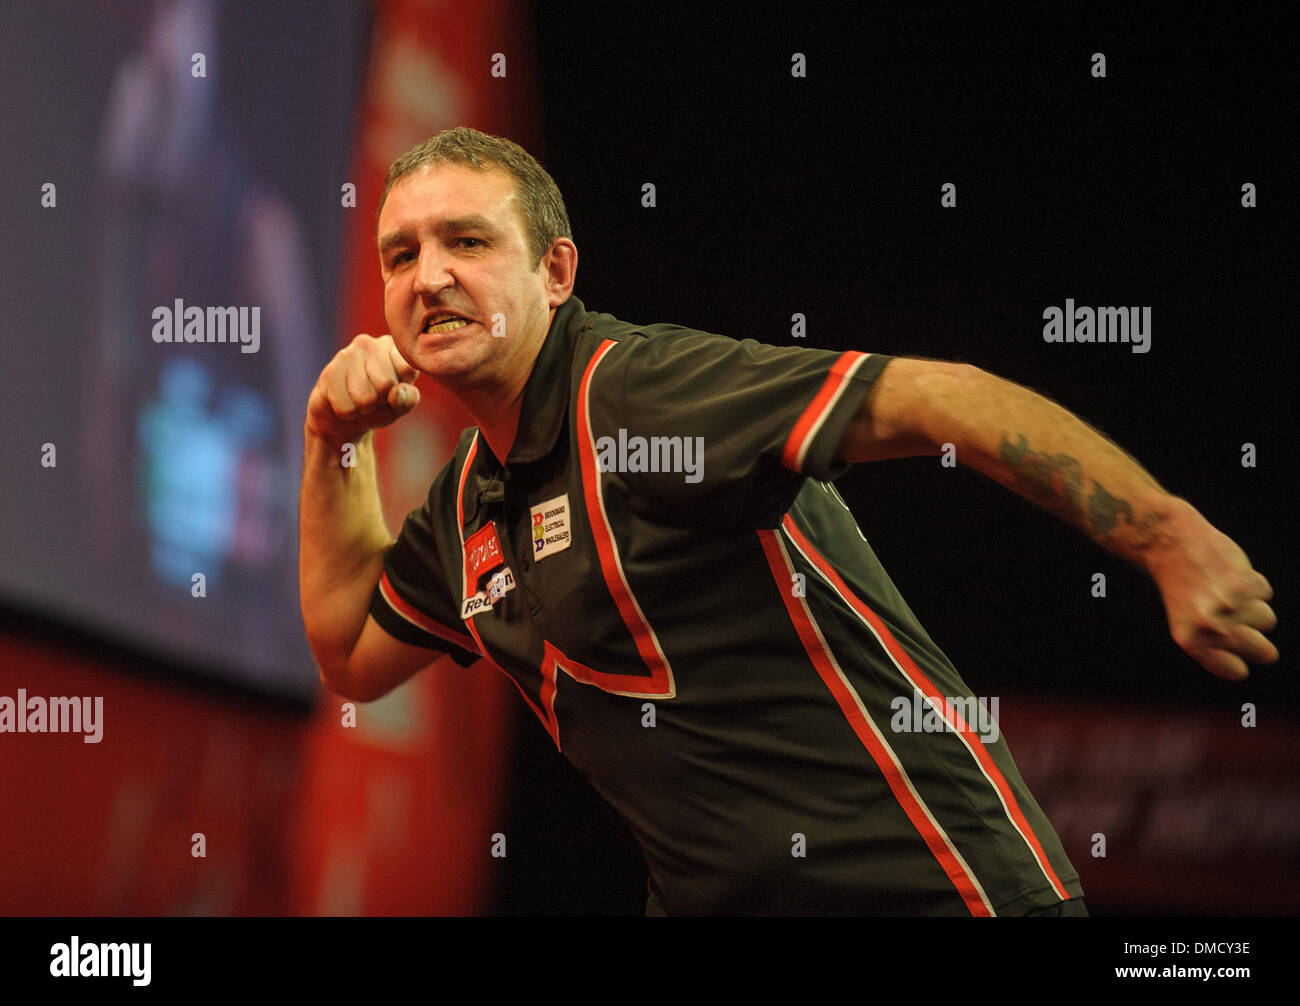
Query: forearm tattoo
998 432 1166 550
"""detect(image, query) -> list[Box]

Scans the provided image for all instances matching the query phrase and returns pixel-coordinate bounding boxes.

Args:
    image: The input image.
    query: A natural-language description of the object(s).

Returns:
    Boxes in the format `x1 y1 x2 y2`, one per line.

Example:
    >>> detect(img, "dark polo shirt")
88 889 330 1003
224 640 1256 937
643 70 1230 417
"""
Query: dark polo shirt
370 295 1084 915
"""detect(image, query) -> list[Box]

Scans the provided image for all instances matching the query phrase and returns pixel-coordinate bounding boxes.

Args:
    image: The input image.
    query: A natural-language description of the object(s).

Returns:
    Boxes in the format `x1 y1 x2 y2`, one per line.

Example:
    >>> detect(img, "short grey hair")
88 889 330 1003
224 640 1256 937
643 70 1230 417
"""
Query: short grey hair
378 126 572 268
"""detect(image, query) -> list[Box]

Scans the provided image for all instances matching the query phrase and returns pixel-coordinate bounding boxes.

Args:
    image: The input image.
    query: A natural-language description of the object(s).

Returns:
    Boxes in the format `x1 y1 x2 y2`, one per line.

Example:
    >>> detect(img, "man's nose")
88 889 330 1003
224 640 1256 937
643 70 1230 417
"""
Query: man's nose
413 244 454 295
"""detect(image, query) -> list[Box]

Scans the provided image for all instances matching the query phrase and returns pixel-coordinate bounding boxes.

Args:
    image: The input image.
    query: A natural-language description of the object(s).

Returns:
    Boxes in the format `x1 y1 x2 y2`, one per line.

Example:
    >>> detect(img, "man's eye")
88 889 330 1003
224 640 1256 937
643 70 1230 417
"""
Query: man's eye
391 250 414 266
455 237 483 249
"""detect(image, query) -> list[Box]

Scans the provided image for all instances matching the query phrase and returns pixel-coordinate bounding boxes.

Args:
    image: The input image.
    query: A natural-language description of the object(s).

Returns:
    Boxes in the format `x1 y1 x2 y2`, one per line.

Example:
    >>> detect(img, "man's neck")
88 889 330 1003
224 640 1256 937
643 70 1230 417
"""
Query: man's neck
473 393 525 467
445 307 556 466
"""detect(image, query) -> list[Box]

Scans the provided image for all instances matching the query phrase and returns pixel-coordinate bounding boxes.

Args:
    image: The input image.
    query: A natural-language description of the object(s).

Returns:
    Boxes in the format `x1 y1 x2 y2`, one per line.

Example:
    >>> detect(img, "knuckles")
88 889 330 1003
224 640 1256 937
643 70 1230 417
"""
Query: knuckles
312 334 409 428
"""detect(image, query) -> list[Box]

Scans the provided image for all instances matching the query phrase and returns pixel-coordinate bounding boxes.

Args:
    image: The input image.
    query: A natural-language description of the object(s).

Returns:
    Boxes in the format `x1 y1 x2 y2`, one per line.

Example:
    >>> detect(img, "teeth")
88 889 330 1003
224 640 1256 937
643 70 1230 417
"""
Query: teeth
426 318 469 333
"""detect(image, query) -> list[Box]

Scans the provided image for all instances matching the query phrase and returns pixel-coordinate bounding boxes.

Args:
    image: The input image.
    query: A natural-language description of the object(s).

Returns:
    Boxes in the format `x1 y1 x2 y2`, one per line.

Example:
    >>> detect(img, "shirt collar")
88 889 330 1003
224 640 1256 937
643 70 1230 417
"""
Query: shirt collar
502 294 587 466
463 295 588 526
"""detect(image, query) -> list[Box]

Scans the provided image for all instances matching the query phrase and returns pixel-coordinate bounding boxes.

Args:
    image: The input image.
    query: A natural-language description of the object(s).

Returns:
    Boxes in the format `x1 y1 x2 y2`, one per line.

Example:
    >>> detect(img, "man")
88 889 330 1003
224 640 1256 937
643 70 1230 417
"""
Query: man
300 127 1278 916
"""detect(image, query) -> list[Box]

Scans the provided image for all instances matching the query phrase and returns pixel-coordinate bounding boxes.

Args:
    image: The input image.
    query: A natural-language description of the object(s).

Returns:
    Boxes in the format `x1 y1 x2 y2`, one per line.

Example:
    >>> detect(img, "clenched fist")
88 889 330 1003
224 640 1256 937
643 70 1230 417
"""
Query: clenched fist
305 334 421 445
1145 498 1280 680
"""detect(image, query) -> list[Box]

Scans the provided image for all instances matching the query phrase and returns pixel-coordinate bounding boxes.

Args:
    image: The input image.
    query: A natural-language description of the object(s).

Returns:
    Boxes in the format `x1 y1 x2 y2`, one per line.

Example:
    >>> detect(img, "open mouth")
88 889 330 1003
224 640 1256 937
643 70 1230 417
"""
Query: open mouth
422 313 473 334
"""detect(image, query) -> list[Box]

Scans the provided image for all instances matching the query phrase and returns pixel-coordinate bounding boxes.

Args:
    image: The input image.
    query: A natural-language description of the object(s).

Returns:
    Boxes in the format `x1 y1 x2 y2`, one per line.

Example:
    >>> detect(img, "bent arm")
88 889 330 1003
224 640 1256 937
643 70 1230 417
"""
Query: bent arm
839 358 1174 564
838 358 1279 678
299 427 432 700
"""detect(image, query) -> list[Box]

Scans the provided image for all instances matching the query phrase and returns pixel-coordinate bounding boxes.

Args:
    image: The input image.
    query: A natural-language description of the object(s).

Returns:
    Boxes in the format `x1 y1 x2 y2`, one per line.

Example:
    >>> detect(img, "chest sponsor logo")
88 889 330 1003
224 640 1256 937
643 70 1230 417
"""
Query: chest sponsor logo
461 567 515 619
462 521 515 618
530 493 572 561
465 521 505 583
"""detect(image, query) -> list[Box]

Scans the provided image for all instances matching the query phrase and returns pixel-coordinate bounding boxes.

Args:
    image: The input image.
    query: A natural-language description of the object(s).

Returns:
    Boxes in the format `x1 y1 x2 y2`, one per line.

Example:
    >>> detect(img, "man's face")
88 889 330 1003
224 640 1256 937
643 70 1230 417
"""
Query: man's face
377 162 554 383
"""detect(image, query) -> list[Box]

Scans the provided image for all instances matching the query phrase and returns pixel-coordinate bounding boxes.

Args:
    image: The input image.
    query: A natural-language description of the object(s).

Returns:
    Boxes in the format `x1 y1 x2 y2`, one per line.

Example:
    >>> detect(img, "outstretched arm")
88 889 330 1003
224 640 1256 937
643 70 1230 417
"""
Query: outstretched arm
838 358 1279 680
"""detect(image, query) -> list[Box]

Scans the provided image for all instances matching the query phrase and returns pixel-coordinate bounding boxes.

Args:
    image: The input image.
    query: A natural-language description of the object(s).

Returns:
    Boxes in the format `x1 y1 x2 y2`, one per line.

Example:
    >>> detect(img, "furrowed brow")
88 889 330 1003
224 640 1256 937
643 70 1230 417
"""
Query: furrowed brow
378 227 415 258
435 215 496 235
378 216 499 258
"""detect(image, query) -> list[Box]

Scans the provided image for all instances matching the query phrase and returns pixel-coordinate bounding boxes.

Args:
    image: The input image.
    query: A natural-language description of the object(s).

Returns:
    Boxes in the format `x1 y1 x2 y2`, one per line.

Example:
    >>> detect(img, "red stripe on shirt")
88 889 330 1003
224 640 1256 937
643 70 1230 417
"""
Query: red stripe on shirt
780 351 869 472
574 339 675 698
457 433 561 750
758 526 995 916
780 513 1072 902
377 572 479 653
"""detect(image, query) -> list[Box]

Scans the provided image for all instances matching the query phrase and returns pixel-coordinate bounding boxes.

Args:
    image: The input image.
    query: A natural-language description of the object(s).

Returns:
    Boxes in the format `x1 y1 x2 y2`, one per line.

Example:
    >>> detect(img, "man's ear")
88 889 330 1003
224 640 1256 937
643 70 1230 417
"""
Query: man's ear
541 238 578 307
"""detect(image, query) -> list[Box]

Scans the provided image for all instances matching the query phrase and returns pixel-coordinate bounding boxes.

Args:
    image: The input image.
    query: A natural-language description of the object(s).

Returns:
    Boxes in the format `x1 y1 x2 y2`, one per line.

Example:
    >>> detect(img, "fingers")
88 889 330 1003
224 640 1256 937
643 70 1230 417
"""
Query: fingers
1249 570 1274 603
389 342 419 384
1216 594 1279 666
1183 615 1280 682
1195 564 1279 673
1198 648 1250 682
1213 570 1275 615
1148 515 1279 682
317 349 359 422
1235 597 1278 633
307 334 420 439
1227 619 1280 664
354 341 400 415
387 380 419 413
370 338 419 415
345 351 382 415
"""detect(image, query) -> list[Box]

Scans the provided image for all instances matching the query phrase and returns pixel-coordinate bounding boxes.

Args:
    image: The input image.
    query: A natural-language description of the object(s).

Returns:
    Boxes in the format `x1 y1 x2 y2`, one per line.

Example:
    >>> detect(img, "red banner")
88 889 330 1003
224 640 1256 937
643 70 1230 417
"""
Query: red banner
293 0 542 914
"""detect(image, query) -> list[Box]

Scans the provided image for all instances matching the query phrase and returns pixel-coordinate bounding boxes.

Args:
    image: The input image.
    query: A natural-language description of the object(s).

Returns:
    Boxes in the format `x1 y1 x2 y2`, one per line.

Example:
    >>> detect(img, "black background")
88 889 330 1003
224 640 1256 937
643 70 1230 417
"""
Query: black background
489 2 1296 914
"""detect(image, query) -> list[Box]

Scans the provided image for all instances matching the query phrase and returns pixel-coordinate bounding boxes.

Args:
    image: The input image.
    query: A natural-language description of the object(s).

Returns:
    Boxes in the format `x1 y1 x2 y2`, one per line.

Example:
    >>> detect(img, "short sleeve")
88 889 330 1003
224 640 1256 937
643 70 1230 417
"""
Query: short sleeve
368 468 481 667
587 328 894 524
